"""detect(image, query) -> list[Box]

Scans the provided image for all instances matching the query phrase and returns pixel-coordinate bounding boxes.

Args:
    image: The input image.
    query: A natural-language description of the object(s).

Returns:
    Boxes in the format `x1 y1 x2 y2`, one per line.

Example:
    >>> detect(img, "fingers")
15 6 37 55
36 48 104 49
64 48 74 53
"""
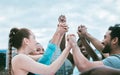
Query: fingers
58 23 69 32
58 22 67 27
58 15 66 23
66 34 77 48
77 25 87 36
67 34 76 42
78 25 87 31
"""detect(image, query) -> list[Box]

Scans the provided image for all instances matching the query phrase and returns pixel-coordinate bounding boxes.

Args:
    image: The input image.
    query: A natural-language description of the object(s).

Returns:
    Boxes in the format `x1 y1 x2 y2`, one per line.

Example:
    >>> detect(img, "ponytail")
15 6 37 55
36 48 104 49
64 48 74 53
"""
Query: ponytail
8 41 12 75
8 28 19 75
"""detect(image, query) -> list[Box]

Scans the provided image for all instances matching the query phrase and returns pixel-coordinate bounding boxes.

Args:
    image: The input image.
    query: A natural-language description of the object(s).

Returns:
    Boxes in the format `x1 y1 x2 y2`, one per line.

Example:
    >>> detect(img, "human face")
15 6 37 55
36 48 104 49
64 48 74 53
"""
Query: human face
32 44 44 55
102 30 112 53
79 43 89 57
28 31 37 52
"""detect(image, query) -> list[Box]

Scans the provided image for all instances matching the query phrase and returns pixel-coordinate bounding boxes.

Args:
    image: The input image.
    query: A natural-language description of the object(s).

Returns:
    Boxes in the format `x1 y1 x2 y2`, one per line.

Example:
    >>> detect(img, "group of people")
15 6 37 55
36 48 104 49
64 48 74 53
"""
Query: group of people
7 15 120 75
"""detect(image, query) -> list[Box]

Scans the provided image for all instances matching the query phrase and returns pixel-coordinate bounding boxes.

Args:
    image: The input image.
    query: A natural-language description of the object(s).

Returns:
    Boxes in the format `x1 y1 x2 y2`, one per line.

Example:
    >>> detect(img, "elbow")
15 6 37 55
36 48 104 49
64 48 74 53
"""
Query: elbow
48 69 56 75
44 70 56 75
77 62 92 72
77 64 88 72
46 66 56 75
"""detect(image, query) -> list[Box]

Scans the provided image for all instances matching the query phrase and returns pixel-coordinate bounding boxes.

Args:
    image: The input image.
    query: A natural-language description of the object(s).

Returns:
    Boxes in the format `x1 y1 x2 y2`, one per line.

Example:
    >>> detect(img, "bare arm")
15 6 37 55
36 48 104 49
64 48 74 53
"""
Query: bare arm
54 15 68 47
68 34 104 72
78 25 104 52
85 32 104 51
50 23 68 46
78 37 101 61
59 15 74 65
13 44 71 75
29 16 68 61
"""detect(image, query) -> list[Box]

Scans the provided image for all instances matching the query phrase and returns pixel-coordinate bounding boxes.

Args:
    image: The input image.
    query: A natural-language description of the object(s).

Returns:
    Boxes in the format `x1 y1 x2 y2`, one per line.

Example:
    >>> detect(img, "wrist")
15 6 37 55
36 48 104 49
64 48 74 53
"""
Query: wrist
71 43 78 48
85 32 93 41
55 30 65 36
84 32 90 38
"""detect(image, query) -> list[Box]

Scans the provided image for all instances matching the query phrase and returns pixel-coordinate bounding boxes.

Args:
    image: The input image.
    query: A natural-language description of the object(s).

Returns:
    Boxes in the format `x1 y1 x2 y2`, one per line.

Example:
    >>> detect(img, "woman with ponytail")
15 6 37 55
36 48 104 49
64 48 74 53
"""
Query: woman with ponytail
8 23 71 75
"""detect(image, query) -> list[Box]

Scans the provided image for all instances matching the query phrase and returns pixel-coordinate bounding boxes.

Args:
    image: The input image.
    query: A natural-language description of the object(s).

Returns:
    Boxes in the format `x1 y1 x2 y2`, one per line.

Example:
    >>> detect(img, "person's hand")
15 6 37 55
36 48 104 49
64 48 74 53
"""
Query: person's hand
58 15 66 23
55 15 69 35
67 34 77 48
57 23 69 34
77 25 87 38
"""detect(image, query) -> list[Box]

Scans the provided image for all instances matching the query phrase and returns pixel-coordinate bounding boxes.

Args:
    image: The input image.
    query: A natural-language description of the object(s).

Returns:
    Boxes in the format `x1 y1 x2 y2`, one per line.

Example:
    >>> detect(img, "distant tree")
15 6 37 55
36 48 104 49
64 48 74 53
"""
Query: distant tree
0 53 6 71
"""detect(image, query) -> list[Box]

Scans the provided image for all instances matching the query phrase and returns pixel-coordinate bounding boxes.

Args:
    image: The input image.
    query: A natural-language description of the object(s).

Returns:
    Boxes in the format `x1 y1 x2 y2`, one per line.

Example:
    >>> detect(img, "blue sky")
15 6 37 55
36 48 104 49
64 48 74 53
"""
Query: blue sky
0 0 120 49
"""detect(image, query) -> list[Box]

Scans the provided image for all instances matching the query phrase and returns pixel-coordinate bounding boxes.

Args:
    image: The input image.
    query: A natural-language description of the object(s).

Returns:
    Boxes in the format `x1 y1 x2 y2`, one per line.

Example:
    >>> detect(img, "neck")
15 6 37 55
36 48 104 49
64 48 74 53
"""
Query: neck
110 47 120 55
17 47 30 55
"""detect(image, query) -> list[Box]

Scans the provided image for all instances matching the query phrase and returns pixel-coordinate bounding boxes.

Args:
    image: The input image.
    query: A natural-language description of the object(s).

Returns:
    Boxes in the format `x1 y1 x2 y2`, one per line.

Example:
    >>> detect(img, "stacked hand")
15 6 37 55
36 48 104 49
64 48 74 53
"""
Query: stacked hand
67 34 77 48
77 25 87 38
56 15 69 35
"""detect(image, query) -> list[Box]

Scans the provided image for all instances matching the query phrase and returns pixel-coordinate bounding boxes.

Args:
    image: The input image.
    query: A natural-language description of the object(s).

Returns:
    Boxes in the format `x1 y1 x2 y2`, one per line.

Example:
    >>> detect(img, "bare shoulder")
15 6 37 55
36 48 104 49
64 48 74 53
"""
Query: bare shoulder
12 54 29 61
12 54 33 75
12 54 33 67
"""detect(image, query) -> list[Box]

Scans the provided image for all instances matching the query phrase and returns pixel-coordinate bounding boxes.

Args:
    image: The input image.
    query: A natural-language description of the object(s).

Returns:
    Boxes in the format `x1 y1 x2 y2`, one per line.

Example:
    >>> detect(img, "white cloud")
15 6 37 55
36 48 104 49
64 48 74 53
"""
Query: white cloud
97 10 109 19
0 0 120 49
103 0 114 4
0 16 6 22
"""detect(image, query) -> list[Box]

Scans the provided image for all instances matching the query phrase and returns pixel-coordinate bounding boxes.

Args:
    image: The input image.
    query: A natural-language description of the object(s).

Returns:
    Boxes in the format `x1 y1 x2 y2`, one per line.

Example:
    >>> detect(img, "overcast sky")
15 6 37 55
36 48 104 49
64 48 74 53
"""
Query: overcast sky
0 0 120 49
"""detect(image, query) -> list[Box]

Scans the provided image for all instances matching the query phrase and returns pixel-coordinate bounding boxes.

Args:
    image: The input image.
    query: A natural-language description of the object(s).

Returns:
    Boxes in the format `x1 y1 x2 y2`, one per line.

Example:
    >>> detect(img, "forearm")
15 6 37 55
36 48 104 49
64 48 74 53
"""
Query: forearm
67 52 74 65
60 34 66 50
51 31 65 46
80 38 101 61
72 44 91 72
85 32 104 51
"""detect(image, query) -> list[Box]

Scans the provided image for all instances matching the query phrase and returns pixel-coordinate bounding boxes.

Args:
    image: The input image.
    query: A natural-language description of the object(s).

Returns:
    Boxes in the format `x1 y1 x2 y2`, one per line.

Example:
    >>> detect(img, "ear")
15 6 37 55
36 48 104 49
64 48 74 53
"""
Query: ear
112 37 118 45
23 38 29 45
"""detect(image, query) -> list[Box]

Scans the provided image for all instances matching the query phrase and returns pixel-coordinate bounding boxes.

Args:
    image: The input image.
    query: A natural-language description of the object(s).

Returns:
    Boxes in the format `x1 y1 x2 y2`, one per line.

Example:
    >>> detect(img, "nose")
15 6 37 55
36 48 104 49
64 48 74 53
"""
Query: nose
101 41 105 49
101 41 104 45
101 39 105 44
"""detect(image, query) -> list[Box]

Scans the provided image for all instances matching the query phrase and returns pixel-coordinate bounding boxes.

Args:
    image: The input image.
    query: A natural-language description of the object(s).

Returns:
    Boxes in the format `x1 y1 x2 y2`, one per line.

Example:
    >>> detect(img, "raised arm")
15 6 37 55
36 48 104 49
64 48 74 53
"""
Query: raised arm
78 25 104 51
59 15 74 65
68 34 104 72
37 18 68 65
51 23 68 46
77 37 101 61
77 26 101 61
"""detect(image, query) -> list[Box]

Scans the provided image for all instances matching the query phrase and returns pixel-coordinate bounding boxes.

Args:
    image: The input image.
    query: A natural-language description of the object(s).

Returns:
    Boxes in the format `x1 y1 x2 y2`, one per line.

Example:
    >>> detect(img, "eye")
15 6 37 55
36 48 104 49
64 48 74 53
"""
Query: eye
36 48 40 51
40 48 44 52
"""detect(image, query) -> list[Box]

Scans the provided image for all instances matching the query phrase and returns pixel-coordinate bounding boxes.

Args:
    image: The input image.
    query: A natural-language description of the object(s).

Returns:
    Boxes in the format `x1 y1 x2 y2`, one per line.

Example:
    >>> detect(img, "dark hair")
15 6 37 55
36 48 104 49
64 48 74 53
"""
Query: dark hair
8 27 31 75
77 38 90 47
108 24 120 46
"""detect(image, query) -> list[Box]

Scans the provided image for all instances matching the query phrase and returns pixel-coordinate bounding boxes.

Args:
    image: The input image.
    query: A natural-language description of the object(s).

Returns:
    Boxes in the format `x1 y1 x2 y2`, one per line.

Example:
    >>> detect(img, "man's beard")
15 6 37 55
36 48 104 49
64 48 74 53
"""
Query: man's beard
102 44 112 53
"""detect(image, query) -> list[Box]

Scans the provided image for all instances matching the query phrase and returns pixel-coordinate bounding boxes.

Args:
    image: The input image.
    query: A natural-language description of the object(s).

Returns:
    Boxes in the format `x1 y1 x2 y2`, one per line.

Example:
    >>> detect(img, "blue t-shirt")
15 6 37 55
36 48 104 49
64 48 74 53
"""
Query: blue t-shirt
103 54 120 69
37 42 57 65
